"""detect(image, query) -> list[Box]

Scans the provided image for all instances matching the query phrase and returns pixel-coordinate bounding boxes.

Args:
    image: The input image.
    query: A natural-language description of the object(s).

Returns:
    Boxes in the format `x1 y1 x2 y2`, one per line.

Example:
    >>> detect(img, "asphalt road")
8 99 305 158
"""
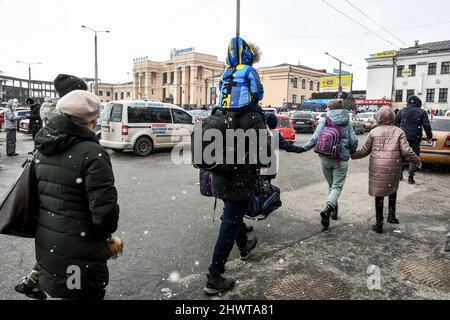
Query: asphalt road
0 132 449 300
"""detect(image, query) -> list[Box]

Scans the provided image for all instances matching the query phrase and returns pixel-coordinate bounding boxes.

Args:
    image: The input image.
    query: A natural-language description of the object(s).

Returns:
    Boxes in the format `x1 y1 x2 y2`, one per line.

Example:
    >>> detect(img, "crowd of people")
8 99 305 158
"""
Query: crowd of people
2 37 434 300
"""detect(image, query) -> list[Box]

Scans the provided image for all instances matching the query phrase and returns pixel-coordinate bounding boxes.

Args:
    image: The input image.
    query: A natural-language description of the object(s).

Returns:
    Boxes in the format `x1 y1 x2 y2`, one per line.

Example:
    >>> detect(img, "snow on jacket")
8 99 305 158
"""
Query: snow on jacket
219 37 264 110
395 98 433 143
303 109 358 161
352 106 421 197
4 99 22 129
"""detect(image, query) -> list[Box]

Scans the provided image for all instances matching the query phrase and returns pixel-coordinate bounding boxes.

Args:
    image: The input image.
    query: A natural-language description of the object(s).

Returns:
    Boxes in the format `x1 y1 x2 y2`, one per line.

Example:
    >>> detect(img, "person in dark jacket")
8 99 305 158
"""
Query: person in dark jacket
15 75 90 300
395 96 433 184
25 98 42 152
32 90 120 300
205 37 267 296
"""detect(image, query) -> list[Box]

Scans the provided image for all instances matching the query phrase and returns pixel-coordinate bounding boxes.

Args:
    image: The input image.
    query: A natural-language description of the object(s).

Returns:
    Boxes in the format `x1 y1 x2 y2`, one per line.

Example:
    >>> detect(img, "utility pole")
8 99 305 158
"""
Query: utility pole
236 0 240 37
82 25 110 96
324 52 351 98
16 61 41 98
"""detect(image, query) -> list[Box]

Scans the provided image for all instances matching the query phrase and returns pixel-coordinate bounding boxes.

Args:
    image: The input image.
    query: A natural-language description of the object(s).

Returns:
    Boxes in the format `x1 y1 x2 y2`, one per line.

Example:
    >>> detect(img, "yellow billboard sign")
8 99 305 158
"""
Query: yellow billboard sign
375 51 397 58
319 74 353 93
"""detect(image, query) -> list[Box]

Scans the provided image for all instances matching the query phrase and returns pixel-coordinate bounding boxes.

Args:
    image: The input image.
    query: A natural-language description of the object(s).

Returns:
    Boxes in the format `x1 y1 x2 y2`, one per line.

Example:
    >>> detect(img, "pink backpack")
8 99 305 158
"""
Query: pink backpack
314 117 343 159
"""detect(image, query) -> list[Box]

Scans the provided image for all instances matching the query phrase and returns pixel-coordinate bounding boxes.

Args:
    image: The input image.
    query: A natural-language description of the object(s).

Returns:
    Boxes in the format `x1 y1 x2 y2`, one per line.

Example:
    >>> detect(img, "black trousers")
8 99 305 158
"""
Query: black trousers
375 192 397 222
406 140 421 176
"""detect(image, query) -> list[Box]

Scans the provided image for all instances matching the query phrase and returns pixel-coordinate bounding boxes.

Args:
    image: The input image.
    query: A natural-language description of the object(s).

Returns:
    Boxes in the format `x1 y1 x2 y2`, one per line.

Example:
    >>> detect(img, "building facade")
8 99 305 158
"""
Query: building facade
366 40 450 111
91 82 134 103
258 64 329 109
133 51 225 109
0 75 57 106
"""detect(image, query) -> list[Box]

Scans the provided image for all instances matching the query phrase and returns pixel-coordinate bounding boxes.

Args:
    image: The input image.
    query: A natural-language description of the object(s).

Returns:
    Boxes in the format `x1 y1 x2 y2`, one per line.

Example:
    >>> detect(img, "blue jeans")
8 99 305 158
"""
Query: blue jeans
208 200 248 275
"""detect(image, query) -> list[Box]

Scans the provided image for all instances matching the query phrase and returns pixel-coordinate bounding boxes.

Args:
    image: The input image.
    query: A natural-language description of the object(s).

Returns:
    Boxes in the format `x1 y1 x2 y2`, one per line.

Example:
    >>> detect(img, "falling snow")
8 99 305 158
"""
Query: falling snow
169 272 180 283
76 178 83 184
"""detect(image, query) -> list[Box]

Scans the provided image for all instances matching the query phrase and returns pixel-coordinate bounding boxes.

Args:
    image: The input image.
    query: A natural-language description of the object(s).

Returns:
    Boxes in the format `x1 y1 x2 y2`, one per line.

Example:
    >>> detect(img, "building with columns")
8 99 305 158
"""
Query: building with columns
258 64 329 109
133 50 226 109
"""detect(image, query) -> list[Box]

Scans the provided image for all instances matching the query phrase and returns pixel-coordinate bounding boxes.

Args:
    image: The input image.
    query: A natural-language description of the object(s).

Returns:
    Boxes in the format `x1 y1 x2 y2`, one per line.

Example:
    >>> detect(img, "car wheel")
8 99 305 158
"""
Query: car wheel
134 137 153 157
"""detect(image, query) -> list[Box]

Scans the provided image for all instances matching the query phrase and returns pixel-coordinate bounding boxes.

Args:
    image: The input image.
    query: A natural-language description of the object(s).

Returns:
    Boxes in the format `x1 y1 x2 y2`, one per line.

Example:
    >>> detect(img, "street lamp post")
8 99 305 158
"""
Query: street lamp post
236 0 240 37
82 25 110 96
16 61 41 98
324 52 352 98
203 67 217 107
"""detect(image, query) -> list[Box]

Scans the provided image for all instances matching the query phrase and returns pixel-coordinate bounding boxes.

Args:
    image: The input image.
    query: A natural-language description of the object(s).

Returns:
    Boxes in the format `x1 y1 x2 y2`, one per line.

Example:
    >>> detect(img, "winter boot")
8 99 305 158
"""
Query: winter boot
204 274 235 296
239 236 258 261
372 222 384 234
14 276 47 300
320 204 334 231
331 203 339 221
387 206 400 224
408 175 416 185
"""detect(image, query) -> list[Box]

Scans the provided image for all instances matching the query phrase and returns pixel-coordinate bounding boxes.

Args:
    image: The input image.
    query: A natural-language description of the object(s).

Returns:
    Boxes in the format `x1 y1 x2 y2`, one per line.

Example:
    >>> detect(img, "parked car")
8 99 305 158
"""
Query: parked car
315 112 327 124
357 112 377 132
188 110 210 122
276 114 295 143
14 107 31 130
263 107 278 115
349 114 365 135
420 116 450 165
100 100 194 157
0 108 5 131
292 112 316 133
19 118 31 134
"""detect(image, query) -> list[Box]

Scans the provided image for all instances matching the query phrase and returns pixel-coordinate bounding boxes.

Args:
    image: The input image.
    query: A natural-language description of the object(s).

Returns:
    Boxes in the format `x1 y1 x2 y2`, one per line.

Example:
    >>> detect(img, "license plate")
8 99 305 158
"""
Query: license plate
297 121 305 124
420 140 434 147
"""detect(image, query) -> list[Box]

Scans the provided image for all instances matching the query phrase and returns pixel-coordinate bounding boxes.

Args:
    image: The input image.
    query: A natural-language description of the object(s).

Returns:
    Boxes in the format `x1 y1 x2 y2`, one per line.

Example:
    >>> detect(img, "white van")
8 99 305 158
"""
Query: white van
100 100 195 156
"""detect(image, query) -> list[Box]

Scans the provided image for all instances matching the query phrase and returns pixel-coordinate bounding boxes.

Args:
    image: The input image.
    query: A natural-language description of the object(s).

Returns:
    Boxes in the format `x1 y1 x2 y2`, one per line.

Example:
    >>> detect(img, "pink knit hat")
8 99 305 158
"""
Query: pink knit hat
56 90 101 124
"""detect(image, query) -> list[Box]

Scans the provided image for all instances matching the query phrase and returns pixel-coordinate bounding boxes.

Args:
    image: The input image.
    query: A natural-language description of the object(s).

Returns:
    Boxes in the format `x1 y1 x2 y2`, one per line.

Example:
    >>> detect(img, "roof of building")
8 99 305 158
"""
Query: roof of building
399 40 450 56
261 63 327 74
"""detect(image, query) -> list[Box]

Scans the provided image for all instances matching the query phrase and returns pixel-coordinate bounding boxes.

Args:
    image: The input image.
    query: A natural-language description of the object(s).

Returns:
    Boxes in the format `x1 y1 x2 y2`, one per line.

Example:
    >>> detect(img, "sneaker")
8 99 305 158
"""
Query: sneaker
204 274 235 296
14 278 47 300
239 237 258 261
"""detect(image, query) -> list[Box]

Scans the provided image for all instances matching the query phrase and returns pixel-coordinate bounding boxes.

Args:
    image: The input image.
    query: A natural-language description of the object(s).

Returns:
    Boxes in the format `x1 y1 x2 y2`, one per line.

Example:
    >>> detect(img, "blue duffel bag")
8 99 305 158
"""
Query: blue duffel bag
245 180 282 221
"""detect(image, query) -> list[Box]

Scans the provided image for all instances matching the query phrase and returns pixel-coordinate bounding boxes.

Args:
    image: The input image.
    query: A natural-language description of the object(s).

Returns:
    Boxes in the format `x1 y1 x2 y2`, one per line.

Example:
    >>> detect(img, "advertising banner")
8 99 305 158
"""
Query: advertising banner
319 75 353 93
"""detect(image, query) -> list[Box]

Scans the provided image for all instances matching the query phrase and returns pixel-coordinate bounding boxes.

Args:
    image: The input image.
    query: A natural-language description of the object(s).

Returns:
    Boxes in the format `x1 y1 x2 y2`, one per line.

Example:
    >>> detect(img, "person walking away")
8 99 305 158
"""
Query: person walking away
14 75 90 300
205 37 265 296
4 99 26 156
25 98 42 153
352 106 421 233
302 100 358 231
396 96 432 184
32 90 120 300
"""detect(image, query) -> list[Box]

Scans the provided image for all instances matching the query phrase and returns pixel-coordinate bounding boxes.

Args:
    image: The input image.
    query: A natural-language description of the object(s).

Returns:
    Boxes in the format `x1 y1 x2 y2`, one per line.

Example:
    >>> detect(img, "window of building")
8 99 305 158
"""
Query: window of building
172 109 193 124
302 79 306 89
301 96 305 103
317 82 320 91
106 91 111 97
127 92 131 98
115 92 118 100
441 62 450 74
99 90 103 96
428 63 437 75
426 89 435 102
170 72 174 84
395 90 403 102
163 73 168 84
310 80 314 91
397 65 404 77
151 89 154 95
439 88 448 102
409 65 416 77
121 92 124 100
292 95 297 104
292 78 297 89
406 90 415 100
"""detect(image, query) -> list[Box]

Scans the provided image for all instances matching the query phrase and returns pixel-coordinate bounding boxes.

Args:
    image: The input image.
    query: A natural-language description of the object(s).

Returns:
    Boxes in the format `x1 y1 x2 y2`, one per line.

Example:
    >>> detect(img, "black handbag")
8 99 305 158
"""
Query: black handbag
0 156 39 238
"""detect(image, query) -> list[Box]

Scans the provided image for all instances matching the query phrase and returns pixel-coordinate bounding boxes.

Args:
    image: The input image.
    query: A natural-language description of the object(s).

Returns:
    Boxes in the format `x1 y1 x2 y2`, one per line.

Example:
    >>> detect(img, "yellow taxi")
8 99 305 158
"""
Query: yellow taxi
420 116 450 165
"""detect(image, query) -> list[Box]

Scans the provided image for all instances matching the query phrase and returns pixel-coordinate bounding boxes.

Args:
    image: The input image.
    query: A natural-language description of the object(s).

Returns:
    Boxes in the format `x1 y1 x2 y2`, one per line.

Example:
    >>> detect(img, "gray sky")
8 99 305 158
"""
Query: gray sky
1 0 450 90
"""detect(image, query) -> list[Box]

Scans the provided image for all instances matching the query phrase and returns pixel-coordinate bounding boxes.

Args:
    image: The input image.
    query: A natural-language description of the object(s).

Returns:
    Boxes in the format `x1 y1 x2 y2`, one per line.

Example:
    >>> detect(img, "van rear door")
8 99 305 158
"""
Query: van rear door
102 103 124 142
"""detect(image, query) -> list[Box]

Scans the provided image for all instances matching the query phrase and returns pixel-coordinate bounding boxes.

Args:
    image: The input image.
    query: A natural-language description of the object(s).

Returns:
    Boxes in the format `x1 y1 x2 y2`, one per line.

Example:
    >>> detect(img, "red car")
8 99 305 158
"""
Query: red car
276 115 296 143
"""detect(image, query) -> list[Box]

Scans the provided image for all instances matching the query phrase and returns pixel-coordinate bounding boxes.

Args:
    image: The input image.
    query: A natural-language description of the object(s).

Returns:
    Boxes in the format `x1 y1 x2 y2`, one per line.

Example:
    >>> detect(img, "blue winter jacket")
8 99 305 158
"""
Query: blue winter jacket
303 109 358 161
395 101 433 143
219 37 264 110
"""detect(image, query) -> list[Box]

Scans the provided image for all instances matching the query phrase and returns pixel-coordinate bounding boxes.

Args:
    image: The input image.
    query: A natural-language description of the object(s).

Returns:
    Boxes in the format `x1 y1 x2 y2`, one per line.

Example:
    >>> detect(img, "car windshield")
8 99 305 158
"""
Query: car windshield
277 119 291 128
430 118 450 132
294 113 314 119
